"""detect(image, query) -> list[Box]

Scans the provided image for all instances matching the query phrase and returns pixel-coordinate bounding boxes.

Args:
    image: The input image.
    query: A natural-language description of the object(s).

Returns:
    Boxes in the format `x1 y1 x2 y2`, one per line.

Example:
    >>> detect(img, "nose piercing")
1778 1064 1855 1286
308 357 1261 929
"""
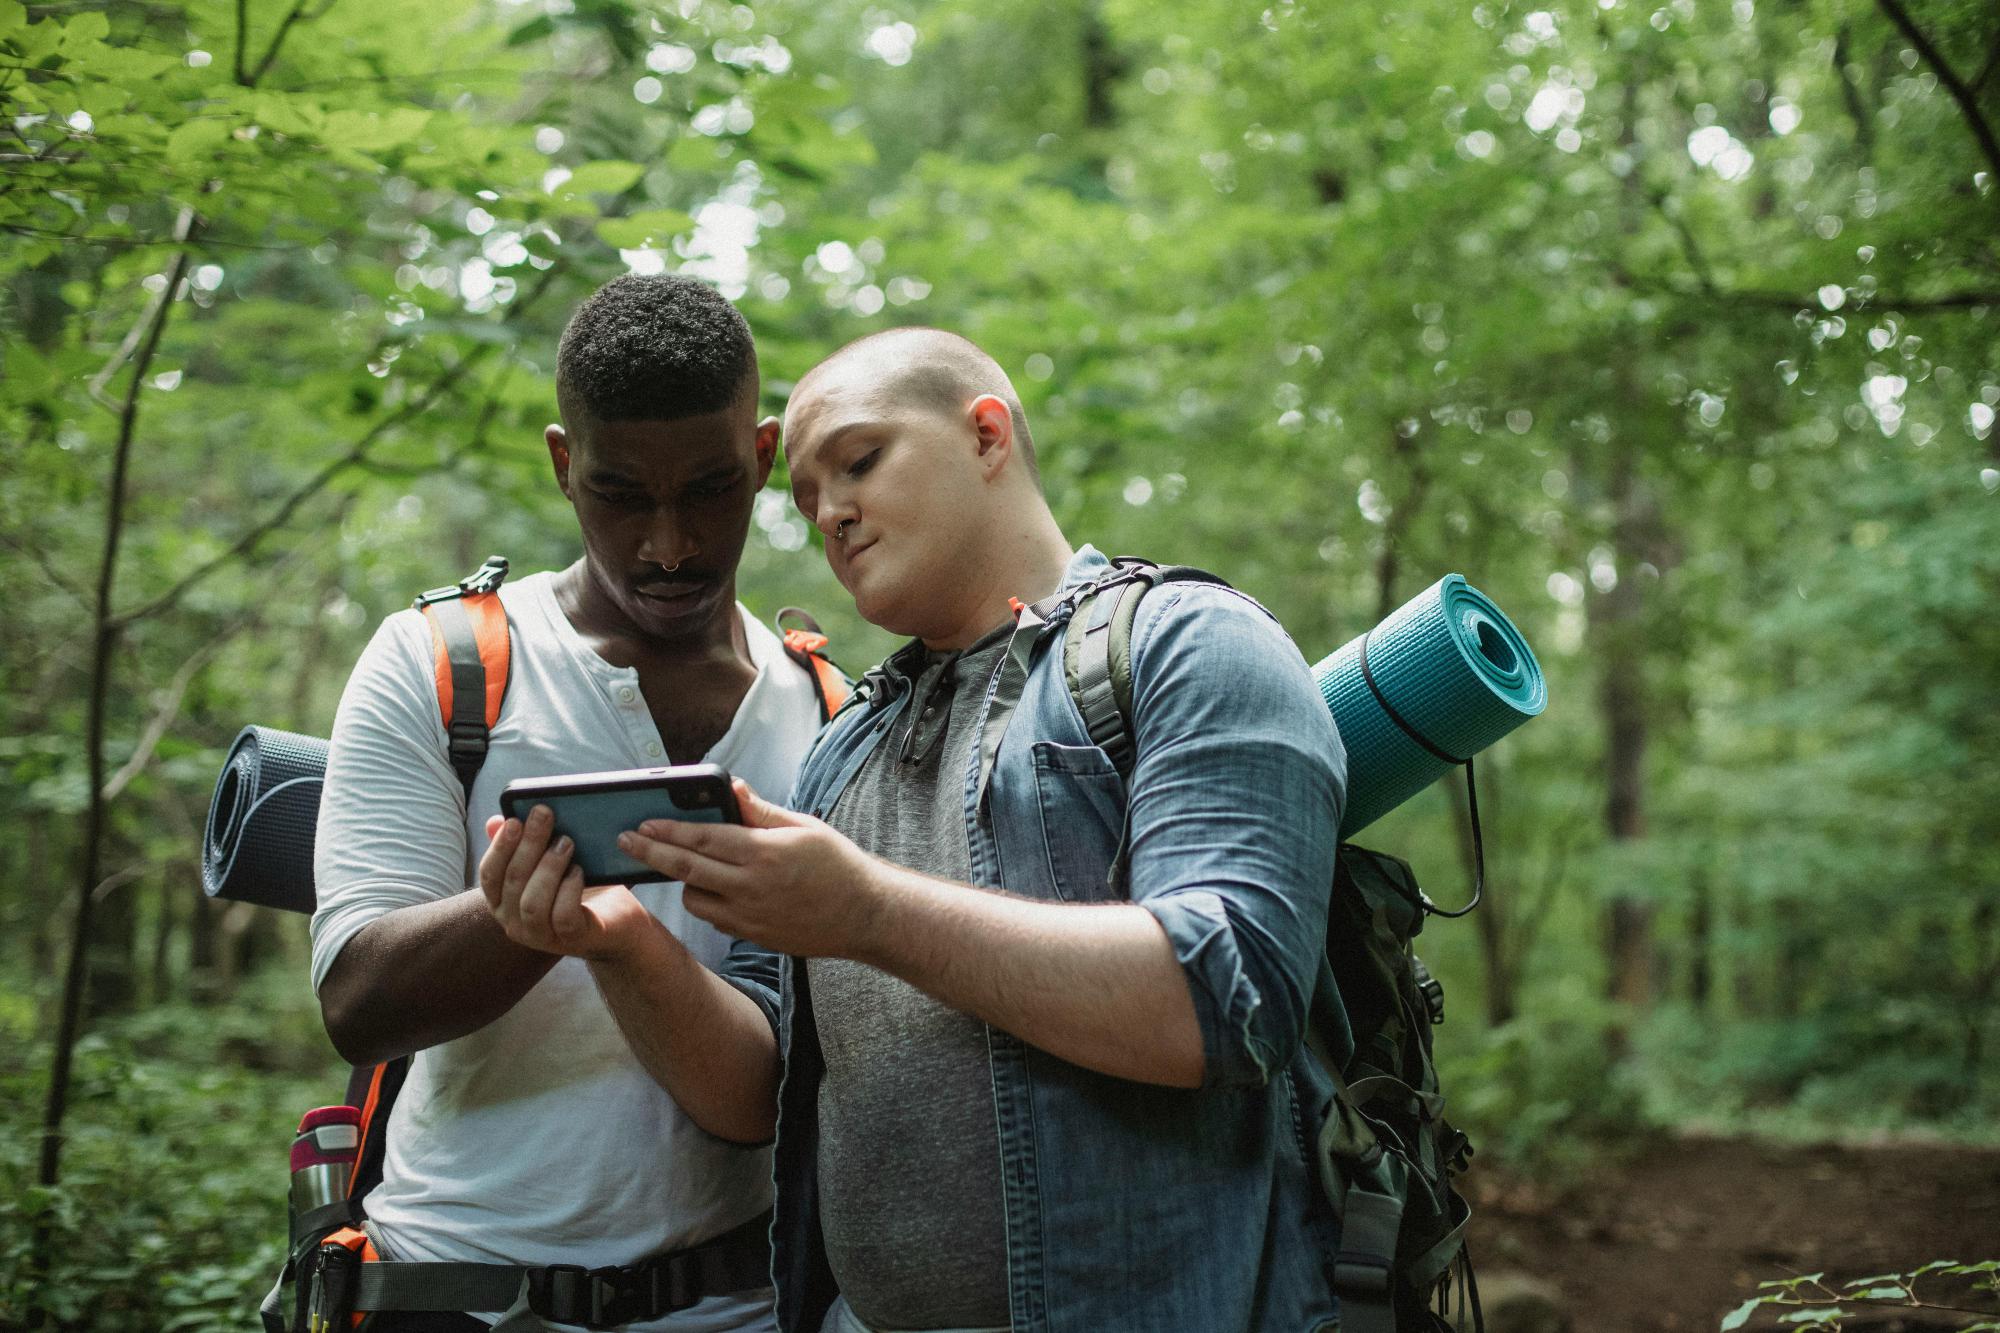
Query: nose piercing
656 558 680 573
835 519 853 542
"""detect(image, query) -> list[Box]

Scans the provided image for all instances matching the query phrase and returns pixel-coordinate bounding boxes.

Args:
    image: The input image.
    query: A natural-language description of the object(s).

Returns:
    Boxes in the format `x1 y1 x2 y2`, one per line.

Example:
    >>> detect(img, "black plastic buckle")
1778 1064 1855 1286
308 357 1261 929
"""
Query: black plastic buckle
1411 956 1446 1026
412 556 508 609
526 1254 699 1329
446 719 488 768
459 555 508 597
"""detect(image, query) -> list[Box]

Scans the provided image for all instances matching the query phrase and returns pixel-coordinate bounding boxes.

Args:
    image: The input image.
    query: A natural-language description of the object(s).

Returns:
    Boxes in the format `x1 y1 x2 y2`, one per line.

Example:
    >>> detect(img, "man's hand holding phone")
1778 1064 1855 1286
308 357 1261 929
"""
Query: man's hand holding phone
620 781 889 961
481 763 745 961
479 805 656 962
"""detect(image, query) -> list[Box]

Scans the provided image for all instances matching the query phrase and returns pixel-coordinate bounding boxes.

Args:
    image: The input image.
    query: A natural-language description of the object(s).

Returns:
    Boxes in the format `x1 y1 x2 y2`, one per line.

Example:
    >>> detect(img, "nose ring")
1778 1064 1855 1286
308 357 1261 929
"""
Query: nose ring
835 519 853 542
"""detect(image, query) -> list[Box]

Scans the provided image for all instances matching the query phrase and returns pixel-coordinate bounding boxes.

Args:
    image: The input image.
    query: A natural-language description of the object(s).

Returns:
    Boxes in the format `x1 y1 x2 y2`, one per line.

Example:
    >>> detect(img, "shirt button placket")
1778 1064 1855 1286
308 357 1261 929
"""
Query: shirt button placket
615 681 660 761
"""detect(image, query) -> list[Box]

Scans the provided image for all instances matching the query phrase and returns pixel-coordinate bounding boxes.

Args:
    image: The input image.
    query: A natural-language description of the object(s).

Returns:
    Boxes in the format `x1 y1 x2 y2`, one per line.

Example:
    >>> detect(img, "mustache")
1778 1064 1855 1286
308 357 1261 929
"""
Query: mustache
633 569 713 590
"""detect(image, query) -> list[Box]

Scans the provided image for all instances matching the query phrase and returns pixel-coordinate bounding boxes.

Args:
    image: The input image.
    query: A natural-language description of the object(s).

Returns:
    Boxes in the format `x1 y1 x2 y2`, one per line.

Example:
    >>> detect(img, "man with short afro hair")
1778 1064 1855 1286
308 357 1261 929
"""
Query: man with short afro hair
556 272 759 426
311 271 833 1332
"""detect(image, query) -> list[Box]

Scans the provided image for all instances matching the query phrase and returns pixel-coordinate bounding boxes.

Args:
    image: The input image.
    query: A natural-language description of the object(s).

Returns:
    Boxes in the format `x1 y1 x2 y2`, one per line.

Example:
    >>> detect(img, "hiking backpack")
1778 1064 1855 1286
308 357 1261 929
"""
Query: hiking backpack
1064 556 1484 1333
265 556 850 1333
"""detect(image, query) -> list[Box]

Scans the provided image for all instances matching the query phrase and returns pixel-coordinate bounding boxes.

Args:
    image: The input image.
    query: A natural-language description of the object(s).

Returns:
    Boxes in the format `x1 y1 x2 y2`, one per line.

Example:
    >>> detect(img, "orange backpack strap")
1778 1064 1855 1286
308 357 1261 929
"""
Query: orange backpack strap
776 607 851 722
413 556 512 797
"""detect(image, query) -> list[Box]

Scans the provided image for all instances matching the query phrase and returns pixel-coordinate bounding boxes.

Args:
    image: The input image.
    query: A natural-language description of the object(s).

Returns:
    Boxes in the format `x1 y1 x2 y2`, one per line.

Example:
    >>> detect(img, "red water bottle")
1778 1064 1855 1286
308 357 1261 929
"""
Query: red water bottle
289 1106 361 1240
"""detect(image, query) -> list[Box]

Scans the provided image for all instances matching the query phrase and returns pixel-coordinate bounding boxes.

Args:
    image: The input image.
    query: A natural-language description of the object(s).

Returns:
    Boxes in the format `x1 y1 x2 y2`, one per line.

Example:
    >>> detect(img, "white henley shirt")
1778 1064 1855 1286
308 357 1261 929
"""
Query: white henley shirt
311 569 824 1331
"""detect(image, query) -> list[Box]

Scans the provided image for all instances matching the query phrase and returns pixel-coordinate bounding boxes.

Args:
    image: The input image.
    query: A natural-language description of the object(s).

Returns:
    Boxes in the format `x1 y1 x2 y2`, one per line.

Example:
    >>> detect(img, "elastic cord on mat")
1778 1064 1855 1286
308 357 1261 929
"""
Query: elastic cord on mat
208 774 323 891
1358 631 1483 919
1356 630 1468 765
1423 758 1483 920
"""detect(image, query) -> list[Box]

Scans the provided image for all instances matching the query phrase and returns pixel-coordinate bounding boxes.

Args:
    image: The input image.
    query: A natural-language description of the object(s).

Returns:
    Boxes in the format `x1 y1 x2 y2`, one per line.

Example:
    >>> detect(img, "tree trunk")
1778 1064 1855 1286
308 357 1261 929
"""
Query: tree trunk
38 237 192 1194
1689 862 1712 1012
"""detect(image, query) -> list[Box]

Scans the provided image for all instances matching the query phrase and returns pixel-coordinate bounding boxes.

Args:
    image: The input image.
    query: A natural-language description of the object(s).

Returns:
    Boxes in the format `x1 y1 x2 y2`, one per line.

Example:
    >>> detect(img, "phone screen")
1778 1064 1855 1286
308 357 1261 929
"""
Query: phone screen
501 772 740 886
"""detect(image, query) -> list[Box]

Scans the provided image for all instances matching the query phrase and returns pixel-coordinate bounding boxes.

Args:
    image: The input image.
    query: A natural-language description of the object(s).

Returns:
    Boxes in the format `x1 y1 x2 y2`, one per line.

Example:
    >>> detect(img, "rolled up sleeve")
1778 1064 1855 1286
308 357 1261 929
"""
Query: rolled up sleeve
719 936 784 1038
1123 585 1345 1089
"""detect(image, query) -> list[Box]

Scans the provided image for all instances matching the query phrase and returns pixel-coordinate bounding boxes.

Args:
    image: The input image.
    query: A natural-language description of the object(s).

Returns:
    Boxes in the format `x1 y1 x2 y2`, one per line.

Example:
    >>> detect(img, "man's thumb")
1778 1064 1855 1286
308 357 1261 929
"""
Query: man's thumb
734 777 805 829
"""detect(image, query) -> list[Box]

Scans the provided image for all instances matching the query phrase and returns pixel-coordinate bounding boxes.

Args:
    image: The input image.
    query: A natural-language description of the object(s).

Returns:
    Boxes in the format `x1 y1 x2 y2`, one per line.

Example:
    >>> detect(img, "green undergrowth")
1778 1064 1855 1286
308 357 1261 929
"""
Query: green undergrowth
0 969 342 1333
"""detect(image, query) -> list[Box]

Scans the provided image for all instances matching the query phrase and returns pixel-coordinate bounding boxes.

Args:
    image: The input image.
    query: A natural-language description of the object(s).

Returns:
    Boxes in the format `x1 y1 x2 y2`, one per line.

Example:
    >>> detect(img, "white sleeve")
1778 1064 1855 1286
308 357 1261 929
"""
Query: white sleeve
309 609 472 991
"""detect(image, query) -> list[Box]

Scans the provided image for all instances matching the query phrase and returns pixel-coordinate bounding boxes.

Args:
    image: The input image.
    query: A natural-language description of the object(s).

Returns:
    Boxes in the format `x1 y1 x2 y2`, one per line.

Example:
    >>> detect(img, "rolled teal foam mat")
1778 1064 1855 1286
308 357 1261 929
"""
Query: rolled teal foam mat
1311 574 1546 837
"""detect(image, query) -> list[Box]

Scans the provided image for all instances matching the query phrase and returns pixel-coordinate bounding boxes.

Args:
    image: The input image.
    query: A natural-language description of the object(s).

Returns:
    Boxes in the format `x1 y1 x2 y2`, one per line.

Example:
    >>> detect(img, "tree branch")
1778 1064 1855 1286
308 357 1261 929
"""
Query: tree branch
1832 24 1875 157
1611 262 2000 312
249 0 337 86
98 508 349 804
109 265 556 630
1875 0 2000 192
0 528 90 607
86 208 198 413
233 0 250 84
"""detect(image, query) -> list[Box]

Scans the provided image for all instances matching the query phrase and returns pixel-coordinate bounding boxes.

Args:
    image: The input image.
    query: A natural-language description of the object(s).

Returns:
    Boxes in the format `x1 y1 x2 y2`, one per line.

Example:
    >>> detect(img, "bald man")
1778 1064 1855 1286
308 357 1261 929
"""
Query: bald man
482 329 1349 1333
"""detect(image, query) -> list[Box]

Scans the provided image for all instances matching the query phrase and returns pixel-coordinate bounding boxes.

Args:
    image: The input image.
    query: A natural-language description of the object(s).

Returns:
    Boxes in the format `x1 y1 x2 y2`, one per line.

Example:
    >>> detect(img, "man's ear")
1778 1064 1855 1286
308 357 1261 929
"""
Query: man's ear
546 423 573 498
754 415 781 487
969 394 1014 479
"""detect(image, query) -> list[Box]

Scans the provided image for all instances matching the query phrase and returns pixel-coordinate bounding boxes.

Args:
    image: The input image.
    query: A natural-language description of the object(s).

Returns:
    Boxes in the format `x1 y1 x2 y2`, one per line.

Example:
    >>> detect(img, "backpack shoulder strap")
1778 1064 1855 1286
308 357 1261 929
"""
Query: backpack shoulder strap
1064 557 1233 782
341 1055 410 1210
412 556 512 799
776 607 853 723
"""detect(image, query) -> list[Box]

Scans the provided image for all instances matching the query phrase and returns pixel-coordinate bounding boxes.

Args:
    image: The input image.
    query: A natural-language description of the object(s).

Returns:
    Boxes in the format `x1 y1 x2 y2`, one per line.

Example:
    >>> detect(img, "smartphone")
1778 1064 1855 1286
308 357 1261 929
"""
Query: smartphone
497 763 742 886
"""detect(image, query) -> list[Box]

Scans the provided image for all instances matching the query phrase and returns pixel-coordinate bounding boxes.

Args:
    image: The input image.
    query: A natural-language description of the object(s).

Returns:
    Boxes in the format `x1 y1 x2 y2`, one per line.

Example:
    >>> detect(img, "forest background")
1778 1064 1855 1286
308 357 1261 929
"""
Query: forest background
2 0 1996 1327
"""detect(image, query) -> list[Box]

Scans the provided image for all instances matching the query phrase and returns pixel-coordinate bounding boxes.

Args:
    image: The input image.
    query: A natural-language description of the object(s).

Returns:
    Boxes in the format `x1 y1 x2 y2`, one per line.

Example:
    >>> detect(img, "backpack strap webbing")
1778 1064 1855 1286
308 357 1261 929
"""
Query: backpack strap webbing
341 1055 409 1208
413 555 512 799
1064 557 1233 782
775 607 853 722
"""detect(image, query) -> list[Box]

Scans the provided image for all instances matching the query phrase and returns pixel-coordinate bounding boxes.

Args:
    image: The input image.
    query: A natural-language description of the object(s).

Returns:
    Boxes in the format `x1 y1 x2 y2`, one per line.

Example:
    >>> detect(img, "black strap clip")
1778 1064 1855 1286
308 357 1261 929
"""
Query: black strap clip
528 1253 699 1329
413 555 509 608
445 718 489 777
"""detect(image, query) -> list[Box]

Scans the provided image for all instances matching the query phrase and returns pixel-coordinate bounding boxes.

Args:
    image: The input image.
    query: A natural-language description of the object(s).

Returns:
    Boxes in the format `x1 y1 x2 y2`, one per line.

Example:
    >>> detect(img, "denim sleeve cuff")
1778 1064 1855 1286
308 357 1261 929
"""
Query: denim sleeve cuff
1140 889 1285 1089
718 946 783 1039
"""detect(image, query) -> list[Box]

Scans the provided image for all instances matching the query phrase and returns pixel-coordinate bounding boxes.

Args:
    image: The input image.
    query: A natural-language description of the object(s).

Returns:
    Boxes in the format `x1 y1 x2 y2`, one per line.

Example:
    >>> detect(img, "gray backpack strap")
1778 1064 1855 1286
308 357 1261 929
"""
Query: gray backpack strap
1064 558 1233 784
1061 558 1232 891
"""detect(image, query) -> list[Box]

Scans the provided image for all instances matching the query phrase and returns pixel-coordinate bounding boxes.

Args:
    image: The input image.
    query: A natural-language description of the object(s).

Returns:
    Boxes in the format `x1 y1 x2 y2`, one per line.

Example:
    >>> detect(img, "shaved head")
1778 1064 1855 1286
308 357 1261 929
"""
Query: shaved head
787 327 1038 482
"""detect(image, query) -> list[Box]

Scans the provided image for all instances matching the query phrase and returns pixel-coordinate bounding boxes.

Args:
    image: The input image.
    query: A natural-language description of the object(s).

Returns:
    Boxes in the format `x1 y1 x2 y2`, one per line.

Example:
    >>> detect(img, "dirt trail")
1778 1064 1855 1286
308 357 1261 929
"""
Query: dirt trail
1469 1136 2000 1330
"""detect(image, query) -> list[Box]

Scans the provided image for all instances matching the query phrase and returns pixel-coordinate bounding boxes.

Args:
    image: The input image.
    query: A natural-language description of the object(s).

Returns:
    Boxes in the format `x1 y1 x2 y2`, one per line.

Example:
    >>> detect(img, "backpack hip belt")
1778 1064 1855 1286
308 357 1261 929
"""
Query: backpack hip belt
271 1209 774 1332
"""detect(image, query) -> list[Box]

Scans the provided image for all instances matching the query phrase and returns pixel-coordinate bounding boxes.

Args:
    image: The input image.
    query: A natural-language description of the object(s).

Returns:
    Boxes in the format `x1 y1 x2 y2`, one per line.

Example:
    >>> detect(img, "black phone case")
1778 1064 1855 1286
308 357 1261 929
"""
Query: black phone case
498 767 741 886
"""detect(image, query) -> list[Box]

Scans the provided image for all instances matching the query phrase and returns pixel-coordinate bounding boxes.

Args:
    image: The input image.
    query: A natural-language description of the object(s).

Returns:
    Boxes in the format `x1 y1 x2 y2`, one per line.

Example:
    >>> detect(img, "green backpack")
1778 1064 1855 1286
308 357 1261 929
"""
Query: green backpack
1066 557 1483 1333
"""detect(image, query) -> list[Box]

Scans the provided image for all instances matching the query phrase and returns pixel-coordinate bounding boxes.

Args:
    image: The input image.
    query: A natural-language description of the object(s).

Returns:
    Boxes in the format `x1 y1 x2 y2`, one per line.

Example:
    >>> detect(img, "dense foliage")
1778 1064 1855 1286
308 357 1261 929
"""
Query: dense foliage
2 0 1996 1323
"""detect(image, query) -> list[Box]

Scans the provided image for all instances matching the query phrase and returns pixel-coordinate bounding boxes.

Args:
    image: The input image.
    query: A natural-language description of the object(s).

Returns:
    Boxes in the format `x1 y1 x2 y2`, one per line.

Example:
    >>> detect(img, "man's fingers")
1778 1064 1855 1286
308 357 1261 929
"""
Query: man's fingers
549 865 591 942
619 832 740 890
515 835 574 930
681 885 736 933
502 806 557 905
633 816 768 864
479 817 523 909
732 779 806 830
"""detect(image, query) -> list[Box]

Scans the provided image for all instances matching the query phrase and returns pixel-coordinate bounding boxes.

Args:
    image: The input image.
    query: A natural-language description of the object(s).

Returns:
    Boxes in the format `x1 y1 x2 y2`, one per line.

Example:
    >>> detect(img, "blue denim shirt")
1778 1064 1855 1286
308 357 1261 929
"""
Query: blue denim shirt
724 547 1351 1333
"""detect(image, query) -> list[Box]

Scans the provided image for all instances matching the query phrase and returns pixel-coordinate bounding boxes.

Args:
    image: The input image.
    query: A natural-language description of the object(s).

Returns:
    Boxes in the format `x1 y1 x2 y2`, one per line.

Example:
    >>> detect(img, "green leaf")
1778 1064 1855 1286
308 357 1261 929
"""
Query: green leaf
1722 1297 1763 1330
1846 1286 1905 1300
594 208 693 249
506 14 555 46
60 10 108 45
321 108 430 153
1778 1310 1845 1325
0 1 26 34
560 160 646 196
166 118 230 162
